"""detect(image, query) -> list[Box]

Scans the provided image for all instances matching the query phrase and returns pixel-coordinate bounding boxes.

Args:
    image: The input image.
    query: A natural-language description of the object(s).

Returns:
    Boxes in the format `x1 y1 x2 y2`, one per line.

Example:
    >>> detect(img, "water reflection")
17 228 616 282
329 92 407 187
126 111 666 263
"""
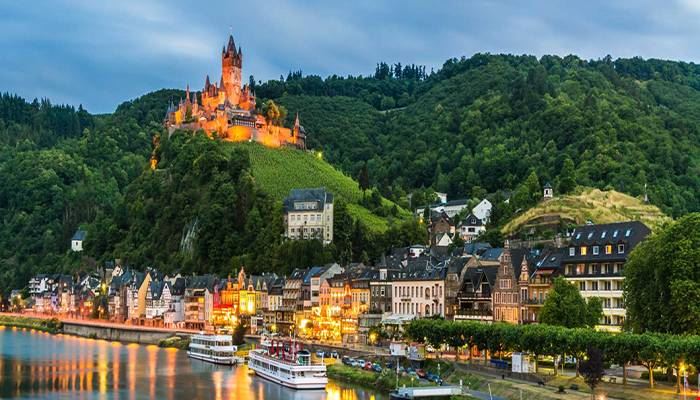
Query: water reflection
0 329 384 399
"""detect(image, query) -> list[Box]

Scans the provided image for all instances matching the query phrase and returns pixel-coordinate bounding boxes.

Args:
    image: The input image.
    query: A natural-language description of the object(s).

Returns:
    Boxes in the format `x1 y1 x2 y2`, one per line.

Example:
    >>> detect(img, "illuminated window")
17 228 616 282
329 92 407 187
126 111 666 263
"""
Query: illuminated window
605 245 613 254
580 246 587 256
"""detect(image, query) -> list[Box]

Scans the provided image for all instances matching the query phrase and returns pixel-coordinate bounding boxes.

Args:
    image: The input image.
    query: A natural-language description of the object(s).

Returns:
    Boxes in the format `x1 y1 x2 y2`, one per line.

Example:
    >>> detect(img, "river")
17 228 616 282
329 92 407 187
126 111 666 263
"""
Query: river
0 327 386 400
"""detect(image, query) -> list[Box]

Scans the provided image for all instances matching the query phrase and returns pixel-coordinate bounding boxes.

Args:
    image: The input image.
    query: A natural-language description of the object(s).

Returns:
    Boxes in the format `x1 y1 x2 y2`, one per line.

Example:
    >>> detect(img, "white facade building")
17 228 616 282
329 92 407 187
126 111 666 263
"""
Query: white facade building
284 188 334 244
391 279 445 318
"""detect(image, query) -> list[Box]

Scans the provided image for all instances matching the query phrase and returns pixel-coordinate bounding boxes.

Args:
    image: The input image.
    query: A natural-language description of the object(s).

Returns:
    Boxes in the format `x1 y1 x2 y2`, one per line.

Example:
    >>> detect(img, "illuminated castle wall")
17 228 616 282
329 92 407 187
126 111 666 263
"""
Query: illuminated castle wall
165 35 306 150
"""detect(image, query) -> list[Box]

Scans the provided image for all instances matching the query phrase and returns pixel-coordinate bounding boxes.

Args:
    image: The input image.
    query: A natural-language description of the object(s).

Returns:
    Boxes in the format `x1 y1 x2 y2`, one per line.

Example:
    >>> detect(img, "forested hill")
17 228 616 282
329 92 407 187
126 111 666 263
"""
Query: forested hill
266 55 700 219
114 55 700 218
2 53 700 292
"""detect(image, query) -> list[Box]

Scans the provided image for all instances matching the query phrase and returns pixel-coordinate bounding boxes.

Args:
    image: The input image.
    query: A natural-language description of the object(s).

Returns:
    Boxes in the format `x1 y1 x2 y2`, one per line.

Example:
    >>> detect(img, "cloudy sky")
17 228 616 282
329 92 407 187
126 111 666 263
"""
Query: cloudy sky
2 0 700 113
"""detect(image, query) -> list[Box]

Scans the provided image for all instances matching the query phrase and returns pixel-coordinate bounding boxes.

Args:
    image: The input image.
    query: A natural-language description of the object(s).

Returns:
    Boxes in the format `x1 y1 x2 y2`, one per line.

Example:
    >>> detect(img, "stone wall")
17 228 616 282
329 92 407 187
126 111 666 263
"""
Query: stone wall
62 322 188 345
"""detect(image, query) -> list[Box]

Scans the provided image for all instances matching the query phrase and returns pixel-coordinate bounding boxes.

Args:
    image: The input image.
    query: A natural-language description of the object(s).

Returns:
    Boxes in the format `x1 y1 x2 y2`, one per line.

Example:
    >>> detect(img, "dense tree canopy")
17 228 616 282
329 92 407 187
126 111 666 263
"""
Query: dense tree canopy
540 277 603 328
624 213 700 334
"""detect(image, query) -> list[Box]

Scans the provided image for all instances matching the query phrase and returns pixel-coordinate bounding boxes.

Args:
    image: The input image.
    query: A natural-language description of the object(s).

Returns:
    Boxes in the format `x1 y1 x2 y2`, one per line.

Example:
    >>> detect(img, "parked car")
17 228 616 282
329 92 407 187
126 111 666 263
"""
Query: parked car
416 369 427 379
356 359 365 368
341 356 352 366
363 361 373 371
427 373 442 384
372 363 382 373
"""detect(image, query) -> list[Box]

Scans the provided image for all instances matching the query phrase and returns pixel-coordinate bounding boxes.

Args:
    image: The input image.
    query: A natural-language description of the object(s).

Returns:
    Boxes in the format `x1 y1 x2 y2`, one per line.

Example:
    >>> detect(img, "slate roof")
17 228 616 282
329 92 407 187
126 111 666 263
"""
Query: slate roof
479 248 503 261
459 213 484 227
566 221 651 262
464 242 492 256
283 188 334 212
72 230 87 241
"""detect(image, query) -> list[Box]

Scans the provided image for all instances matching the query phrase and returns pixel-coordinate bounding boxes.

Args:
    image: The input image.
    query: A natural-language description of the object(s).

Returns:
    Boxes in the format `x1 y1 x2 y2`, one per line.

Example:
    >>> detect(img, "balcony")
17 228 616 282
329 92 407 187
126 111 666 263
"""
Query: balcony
454 310 493 322
523 298 546 305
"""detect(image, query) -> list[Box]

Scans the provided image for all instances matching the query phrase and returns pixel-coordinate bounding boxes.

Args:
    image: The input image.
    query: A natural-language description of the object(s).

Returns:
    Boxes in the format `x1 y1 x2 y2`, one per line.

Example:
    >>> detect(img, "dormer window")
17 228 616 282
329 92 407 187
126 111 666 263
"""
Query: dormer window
575 232 581 240
613 230 619 238
569 247 575 256
625 229 632 237
587 232 594 239
605 245 613 255
580 246 588 256
618 244 625 254
592 246 599 255
601 231 607 239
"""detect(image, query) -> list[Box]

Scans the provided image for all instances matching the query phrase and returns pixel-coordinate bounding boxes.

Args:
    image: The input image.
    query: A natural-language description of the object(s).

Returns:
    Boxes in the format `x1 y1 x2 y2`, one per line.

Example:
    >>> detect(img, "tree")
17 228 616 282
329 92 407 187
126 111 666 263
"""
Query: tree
539 277 602 328
579 347 605 398
558 157 576 194
232 320 247 345
625 214 700 334
358 163 370 192
475 229 504 247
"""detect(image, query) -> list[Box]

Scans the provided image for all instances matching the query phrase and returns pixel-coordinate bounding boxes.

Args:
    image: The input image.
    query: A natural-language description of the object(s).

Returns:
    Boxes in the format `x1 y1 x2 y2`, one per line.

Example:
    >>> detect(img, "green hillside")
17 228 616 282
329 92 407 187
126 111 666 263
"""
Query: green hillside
231 142 409 232
502 188 671 235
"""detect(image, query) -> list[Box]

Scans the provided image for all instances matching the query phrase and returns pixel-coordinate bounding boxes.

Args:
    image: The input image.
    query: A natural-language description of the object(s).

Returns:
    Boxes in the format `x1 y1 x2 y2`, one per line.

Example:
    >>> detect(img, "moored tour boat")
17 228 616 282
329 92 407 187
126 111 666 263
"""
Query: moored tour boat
248 337 328 390
188 333 245 365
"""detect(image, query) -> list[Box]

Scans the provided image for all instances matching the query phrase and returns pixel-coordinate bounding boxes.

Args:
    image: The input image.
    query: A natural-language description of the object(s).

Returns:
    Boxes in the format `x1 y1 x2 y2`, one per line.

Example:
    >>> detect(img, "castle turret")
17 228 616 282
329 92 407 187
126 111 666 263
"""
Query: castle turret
222 35 242 105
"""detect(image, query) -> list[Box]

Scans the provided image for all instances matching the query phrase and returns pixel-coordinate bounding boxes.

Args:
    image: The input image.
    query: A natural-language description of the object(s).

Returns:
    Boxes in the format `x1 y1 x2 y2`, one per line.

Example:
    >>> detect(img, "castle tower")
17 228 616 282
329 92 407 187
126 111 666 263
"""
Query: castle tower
222 35 243 106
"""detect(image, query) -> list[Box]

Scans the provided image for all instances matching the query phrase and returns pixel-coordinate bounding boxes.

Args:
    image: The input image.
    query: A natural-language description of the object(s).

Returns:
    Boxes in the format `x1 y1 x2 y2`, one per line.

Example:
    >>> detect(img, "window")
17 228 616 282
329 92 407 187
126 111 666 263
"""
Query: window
576 264 585 275
569 247 575 256
613 230 619 238
625 229 632 237
601 231 607 239
605 245 613 255
580 246 588 256
592 246 599 255
579 282 586 291
603 281 612 290
575 232 581 240
587 232 594 239
617 244 625 254
590 281 598 291
499 279 511 289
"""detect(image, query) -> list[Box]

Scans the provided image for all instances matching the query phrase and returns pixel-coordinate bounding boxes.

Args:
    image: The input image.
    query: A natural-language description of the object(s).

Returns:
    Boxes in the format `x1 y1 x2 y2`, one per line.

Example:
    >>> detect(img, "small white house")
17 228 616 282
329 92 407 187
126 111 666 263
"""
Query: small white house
71 230 87 252
543 183 554 200
471 199 493 223
459 213 486 242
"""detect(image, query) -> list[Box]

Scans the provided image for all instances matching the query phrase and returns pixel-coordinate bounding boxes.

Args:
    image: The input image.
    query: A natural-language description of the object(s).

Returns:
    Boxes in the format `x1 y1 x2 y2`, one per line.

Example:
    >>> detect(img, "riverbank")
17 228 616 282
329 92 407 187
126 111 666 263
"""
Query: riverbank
0 315 63 334
0 313 191 348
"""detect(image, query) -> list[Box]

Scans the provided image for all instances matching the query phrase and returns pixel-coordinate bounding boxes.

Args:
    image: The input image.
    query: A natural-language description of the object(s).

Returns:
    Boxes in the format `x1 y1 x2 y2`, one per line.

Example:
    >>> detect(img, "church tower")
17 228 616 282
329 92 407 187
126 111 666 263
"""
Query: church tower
222 35 243 106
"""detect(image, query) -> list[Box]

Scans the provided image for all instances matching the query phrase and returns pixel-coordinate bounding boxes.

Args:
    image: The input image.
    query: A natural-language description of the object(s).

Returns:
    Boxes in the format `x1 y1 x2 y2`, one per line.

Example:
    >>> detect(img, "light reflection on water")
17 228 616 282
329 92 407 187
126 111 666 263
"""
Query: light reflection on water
0 327 383 400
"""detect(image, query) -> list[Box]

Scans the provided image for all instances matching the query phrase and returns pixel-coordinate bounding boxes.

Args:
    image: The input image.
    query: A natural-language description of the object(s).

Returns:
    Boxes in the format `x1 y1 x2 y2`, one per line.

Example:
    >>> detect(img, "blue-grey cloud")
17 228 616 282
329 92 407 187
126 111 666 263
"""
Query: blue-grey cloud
1 0 699 113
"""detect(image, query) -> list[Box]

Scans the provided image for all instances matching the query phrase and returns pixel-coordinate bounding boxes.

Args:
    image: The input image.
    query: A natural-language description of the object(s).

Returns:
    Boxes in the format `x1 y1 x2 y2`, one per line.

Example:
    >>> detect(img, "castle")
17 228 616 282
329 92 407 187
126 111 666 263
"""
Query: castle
165 35 306 150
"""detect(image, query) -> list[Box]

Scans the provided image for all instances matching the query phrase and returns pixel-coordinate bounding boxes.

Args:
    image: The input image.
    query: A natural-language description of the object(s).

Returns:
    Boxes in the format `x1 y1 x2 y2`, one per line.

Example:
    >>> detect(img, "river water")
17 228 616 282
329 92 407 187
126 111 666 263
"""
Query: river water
0 327 385 400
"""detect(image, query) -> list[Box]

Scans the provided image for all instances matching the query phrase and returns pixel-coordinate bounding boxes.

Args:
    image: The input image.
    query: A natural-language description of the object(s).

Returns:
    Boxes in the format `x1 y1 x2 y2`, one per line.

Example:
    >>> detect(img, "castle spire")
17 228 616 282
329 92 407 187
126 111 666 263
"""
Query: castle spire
205 75 211 90
227 35 236 54
186 84 190 101
294 112 300 129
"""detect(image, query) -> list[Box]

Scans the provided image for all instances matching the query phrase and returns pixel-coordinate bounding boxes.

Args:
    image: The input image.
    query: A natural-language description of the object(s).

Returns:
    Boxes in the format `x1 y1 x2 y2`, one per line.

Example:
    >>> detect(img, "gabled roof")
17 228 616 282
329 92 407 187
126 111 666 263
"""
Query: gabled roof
72 230 87 241
459 213 484 227
566 221 651 261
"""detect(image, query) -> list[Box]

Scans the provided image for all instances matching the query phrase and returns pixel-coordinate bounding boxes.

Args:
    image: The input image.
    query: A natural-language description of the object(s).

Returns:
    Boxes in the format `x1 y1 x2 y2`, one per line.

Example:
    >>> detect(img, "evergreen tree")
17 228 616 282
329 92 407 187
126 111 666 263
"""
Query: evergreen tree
558 157 577 194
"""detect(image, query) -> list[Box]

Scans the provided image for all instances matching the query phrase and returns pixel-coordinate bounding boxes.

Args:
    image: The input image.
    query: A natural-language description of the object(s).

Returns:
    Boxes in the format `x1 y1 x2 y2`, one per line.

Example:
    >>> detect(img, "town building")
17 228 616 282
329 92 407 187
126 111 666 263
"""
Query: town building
458 213 486 242
283 188 334 244
561 221 650 331
492 242 532 324
71 230 87 252
391 267 446 318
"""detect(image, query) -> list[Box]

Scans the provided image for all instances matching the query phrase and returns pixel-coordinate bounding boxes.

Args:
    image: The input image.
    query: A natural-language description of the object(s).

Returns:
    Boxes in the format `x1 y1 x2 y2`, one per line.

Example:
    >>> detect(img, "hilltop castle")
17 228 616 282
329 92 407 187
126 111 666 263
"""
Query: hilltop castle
165 35 306 150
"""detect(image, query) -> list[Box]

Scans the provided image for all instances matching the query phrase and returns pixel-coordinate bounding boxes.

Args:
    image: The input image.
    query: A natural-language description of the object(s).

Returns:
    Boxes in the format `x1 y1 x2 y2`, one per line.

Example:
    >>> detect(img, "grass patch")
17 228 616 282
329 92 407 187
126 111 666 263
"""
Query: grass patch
0 315 63 334
502 187 671 235
231 142 411 233
158 335 190 350
327 363 436 393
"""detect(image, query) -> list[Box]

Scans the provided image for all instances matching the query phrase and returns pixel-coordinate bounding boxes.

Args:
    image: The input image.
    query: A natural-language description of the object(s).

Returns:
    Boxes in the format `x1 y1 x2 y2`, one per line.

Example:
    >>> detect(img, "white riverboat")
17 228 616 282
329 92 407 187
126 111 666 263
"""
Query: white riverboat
248 338 328 390
187 333 245 365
